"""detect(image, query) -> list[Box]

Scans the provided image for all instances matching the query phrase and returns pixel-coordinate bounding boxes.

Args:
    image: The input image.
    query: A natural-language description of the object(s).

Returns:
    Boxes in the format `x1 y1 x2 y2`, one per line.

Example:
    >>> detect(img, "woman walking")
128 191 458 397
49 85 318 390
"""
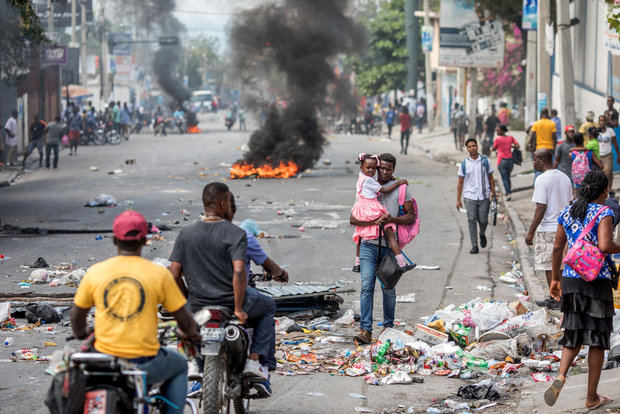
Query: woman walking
545 170 616 410
492 125 519 201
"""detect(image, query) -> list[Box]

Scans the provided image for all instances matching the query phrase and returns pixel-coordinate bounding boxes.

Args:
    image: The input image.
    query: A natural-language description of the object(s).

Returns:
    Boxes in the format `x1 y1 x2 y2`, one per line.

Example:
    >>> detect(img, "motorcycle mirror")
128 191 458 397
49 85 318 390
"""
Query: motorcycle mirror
193 308 212 326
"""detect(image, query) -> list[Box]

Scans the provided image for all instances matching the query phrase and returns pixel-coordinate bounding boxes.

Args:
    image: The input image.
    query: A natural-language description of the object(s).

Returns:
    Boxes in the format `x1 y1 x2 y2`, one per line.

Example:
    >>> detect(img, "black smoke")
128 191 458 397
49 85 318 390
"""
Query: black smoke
137 0 190 106
229 0 364 171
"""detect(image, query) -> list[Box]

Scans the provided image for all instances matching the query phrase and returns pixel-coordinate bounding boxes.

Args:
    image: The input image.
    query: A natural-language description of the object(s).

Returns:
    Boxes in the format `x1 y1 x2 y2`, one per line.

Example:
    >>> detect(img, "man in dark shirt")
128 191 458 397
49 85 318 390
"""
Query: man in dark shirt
169 182 275 397
484 108 500 146
605 96 619 129
23 114 46 168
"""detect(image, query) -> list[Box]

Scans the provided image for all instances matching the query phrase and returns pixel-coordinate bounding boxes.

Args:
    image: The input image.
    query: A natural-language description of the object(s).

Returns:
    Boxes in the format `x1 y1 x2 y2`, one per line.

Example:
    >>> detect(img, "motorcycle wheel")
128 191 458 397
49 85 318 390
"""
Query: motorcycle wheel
202 351 231 414
107 132 122 145
93 132 107 146
232 397 249 414
79 134 89 145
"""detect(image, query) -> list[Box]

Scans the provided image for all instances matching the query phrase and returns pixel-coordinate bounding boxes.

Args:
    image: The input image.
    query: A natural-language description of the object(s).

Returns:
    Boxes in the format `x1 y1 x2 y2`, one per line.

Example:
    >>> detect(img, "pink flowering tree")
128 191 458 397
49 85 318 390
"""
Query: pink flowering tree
479 24 525 99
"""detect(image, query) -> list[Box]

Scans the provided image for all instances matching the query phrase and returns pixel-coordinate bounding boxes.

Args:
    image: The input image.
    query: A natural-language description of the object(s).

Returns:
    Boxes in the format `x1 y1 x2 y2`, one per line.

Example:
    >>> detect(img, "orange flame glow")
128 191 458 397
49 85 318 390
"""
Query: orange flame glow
187 126 202 133
230 161 299 179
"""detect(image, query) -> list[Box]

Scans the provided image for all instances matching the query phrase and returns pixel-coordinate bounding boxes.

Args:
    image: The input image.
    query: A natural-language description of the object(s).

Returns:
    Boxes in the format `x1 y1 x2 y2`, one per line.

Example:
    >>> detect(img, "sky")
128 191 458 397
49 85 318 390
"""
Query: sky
173 0 268 51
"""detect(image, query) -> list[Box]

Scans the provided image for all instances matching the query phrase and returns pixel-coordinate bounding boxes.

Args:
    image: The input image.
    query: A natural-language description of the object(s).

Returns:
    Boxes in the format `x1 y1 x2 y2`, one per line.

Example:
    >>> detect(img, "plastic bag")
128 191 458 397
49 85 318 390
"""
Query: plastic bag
470 302 512 331
84 193 117 207
0 303 11 324
29 269 50 283
381 371 412 385
470 334 532 360
490 308 548 337
396 293 416 303
334 309 355 325
25 303 61 324
275 316 295 333
61 134 70 147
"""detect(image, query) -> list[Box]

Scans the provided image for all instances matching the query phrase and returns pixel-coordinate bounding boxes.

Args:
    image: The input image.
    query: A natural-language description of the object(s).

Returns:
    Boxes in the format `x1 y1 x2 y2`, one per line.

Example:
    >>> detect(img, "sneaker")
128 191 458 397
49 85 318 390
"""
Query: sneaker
187 359 201 380
353 329 372 345
480 234 487 248
469 246 479 254
399 263 417 272
536 297 560 310
352 265 360 273
254 378 272 398
243 359 268 380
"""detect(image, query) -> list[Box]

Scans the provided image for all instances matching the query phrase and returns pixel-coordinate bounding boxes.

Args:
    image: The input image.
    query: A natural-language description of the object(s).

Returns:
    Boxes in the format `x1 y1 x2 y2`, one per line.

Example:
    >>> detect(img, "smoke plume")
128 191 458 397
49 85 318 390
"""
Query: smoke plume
229 0 364 171
137 0 190 106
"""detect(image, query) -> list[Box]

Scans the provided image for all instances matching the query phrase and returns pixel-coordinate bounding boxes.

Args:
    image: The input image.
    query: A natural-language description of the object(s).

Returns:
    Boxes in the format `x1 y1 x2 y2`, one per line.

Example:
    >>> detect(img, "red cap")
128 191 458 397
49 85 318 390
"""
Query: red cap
113 211 148 241
565 125 576 132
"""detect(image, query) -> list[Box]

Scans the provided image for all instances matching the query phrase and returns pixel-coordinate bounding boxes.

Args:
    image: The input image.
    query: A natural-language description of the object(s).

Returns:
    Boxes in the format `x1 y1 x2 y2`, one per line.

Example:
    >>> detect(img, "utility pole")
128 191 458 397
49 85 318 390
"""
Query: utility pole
100 0 109 102
80 0 87 85
525 30 537 125
537 0 551 113
423 0 434 130
47 0 54 32
70 0 77 45
468 68 477 137
405 0 419 96
556 0 575 128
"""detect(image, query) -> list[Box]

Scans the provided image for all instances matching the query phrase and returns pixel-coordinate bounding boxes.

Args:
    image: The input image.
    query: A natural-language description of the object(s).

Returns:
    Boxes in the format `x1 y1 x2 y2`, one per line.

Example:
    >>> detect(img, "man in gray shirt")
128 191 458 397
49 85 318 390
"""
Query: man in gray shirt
349 153 417 344
553 125 576 179
45 115 65 169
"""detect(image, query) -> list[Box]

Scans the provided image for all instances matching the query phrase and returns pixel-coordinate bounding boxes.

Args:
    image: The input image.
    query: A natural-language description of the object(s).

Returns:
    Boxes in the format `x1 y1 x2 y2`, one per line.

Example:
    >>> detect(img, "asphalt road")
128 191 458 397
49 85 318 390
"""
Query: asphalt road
0 114 526 413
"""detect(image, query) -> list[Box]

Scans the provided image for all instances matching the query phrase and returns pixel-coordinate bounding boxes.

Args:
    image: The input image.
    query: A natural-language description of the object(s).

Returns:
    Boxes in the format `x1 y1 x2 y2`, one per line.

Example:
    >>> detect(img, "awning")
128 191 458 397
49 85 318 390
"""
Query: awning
62 84 93 99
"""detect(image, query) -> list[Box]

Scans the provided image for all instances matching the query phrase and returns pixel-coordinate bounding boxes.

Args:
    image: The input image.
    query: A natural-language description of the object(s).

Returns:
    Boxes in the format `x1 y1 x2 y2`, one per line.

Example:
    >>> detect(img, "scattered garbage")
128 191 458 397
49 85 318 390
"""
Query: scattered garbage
29 269 51 283
457 379 501 400
4 337 13 346
334 309 355 325
25 303 61 324
348 393 367 399
396 293 416 303
303 219 338 229
49 268 85 286
84 193 117 207
30 257 49 268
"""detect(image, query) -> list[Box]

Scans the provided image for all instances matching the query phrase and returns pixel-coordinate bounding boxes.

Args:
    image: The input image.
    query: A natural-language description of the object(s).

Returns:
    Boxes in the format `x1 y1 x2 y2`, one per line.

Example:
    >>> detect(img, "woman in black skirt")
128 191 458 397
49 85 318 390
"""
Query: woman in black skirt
545 170 615 409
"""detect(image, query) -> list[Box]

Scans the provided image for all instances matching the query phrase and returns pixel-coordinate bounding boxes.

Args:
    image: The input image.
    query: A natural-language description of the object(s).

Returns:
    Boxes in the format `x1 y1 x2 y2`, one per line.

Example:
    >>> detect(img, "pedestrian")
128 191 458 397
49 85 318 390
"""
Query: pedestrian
44 115 64 169
113 101 121 134
570 133 604 191
22 114 46 168
415 101 425 133
385 105 395 139
492 125 519 201
238 107 246 131
451 103 460 149
525 148 573 309
484 108 500 146
455 105 470 151
497 102 511 126
596 115 619 191
578 111 597 136
553 125 576 180
399 107 412 155
3 110 18 166
351 152 413 273
586 126 601 159
604 96 618 131
363 102 373 135
456 138 497 254
121 103 131 139
68 106 81 156
544 170 616 411
350 153 417 344
528 108 556 178
550 109 562 143
474 113 484 141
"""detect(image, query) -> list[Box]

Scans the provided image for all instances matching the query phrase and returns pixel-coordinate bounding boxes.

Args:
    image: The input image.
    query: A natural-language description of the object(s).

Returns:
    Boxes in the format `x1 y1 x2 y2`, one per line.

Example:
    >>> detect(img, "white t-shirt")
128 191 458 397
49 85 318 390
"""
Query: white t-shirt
4 117 17 146
359 173 382 199
457 155 494 201
598 128 616 156
531 169 573 232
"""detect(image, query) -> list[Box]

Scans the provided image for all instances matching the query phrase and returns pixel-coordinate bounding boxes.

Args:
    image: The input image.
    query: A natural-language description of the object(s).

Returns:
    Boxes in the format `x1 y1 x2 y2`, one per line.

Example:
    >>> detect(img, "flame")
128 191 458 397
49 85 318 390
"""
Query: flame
187 126 202 134
230 161 299 179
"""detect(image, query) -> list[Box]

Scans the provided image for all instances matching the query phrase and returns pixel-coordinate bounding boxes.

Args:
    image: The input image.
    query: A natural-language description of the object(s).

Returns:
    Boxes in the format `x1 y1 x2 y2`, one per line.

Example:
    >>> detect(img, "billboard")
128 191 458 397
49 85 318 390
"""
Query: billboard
522 0 537 30
34 0 93 28
438 0 504 68
41 46 67 65
421 25 433 52
108 33 132 55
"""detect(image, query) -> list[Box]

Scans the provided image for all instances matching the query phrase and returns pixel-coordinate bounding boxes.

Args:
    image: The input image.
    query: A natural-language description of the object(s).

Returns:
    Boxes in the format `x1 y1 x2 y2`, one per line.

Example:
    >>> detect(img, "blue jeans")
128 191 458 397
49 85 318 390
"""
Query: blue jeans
359 241 396 332
129 347 187 414
497 158 514 194
244 286 276 370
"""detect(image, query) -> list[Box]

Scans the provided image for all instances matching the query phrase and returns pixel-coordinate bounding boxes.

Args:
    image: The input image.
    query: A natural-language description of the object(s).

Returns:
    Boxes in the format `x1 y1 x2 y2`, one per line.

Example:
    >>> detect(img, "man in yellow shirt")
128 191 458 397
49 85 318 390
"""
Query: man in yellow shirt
71 211 200 414
578 111 598 136
530 108 557 151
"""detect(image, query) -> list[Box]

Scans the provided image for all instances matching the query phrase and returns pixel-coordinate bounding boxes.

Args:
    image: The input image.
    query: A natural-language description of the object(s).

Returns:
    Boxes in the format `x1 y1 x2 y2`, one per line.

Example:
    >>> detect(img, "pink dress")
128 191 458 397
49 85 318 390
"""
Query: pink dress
352 173 397 243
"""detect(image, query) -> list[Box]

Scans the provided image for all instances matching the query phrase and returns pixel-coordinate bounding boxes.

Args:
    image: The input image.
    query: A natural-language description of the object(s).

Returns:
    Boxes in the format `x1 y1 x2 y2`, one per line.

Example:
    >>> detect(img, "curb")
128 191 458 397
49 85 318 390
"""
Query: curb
414 135 547 303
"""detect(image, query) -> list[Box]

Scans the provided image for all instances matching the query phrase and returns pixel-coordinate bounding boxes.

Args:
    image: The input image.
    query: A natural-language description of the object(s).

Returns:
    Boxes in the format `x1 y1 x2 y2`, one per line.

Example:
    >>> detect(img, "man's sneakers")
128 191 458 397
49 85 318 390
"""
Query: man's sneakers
254 377 272 398
243 359 268 381
536 297 561 310
470 246 479 254
480 234 487 248
353 329 372 345
187 358 201 380
352 265 360 273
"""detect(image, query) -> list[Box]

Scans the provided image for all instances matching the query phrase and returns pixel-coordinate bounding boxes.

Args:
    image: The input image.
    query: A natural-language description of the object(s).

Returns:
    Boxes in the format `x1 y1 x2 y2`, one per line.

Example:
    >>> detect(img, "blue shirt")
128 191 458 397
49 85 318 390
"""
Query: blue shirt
69 114 82 131
551 116 562 140
558 203 615 280
244 230 268 277
385 110 395 125
121 108 131 124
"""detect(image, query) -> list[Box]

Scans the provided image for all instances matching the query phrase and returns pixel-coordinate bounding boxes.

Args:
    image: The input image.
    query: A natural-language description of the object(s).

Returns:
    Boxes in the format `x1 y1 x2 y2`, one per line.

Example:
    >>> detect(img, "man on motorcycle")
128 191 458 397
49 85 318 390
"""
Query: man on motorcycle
169 182 277 397
71 211 201 414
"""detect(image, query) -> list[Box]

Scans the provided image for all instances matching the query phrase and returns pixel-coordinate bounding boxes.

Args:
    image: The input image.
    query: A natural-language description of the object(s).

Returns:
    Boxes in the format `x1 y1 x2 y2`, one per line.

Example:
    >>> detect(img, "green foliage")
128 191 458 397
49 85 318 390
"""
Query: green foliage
606 0 620 33
185 35 223 92
346 0 423 96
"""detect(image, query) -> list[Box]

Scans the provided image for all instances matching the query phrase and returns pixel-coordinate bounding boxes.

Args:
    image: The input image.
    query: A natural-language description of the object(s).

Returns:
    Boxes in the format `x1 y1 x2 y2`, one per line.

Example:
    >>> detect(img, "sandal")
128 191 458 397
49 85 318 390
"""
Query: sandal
544 377 565 406
586 394 613 411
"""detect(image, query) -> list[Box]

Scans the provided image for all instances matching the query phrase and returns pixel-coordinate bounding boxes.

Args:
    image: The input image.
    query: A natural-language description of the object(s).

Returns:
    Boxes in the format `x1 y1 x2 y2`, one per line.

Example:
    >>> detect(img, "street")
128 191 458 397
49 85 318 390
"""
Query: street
0 115 557 413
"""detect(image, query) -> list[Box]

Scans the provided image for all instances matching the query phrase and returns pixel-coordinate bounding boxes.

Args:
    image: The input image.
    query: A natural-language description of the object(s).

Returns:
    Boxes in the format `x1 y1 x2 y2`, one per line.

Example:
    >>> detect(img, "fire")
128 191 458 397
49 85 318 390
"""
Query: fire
187 126 202 133
230 161 299 179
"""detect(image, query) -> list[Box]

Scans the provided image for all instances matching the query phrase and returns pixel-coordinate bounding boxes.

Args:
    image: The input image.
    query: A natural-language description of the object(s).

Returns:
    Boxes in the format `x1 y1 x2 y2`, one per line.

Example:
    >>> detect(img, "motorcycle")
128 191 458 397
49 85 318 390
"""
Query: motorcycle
152 116 174 136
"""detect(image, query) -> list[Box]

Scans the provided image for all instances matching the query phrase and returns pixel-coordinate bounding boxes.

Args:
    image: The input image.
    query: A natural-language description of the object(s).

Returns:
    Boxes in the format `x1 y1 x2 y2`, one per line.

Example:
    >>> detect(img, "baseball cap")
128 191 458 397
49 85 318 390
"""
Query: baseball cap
113 211 148 241
564 125 575 132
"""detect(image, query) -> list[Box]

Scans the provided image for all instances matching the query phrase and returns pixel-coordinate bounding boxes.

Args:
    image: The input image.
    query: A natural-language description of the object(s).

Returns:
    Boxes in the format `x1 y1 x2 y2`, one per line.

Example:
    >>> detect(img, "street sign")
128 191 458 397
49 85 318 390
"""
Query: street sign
158 36 179 46
108 33 132 55
522 0 537 30
41 46 67 65
421 25 433 52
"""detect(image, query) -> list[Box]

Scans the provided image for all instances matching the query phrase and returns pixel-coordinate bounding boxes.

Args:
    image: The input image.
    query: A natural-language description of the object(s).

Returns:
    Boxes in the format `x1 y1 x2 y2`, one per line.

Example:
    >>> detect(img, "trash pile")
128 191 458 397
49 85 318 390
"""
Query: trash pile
23 258 86 287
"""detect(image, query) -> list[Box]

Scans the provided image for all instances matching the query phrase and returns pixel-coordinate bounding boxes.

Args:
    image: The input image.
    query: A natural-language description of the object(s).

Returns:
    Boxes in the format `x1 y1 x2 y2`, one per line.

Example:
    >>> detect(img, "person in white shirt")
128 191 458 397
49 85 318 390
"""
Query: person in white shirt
525 148 573 309
4 110 18 166
457 138 497 254
597 115 620 191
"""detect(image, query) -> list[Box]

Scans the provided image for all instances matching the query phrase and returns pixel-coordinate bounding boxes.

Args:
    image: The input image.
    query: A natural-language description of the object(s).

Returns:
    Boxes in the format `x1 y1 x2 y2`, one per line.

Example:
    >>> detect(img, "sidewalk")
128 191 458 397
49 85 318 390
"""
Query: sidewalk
410 127 548 302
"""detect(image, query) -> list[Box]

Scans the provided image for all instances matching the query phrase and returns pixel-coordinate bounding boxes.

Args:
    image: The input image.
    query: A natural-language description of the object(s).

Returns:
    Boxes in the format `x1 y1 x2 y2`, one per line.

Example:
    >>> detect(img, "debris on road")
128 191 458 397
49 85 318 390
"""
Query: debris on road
84 193 117 207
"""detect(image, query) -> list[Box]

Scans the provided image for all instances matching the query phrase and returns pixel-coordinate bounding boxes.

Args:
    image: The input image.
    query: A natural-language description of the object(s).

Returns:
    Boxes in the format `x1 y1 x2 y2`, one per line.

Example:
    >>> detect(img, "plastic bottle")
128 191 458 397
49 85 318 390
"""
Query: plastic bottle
445 399 470 410
456 349 488 369
374 340 391 364
312 323 335 331
4 337 13 346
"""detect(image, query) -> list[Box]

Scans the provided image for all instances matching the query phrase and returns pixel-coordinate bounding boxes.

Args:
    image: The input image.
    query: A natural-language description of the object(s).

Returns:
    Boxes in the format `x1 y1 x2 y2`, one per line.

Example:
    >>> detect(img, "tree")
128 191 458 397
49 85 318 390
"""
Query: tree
479 23 525 100
0 0 47 80
605 0 620 34
185 35 224 92
346 0 424 97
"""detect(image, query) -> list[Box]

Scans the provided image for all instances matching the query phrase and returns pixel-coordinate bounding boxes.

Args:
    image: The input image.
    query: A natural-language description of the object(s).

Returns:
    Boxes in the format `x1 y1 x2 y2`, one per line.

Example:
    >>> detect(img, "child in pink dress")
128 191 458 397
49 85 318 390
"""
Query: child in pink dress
352 153 411 271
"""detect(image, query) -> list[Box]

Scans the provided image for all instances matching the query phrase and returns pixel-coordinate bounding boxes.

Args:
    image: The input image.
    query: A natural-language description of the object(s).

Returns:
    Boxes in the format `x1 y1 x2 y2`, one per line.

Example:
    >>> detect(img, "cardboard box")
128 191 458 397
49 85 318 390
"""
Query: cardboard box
509 301 527 316
414 323 449 346
449 323 476 347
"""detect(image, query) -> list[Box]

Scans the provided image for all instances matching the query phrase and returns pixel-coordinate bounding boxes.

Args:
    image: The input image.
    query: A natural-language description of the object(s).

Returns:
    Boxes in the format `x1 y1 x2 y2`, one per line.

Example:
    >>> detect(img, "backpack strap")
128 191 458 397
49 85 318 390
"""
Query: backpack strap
398 183 407 206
